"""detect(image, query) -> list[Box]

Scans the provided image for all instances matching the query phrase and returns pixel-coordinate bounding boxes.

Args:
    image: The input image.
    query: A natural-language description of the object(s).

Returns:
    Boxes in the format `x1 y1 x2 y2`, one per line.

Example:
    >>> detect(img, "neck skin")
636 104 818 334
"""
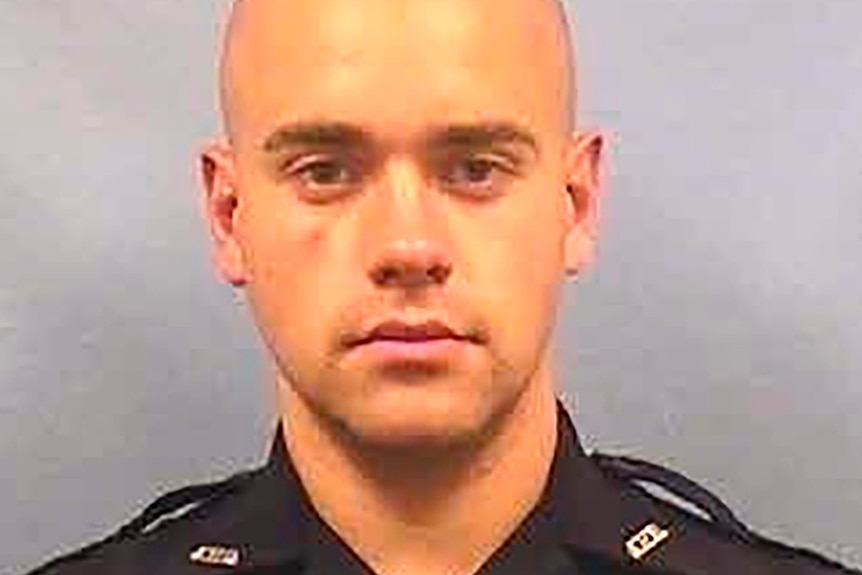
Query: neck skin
278 358 559 575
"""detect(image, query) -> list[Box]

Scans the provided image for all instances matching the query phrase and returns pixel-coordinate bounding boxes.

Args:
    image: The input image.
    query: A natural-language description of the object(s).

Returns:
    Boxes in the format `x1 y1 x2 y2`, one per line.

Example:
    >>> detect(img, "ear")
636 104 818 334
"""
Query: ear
563 131 605 276
200 140 248 287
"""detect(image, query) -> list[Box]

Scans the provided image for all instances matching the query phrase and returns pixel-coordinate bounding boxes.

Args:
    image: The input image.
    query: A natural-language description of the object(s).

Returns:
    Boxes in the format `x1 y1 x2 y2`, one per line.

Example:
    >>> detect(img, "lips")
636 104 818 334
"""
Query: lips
348 319 476 347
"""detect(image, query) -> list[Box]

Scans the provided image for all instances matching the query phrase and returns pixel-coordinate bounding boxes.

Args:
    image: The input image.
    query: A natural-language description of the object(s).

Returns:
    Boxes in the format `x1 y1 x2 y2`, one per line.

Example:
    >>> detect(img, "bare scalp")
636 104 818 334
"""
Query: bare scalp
218 0 577 142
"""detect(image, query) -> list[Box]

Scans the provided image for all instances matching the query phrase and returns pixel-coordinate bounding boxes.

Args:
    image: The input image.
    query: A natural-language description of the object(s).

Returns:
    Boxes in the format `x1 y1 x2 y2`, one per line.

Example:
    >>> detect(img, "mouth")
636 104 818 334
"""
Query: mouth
343 319 482 363
348 319 478 347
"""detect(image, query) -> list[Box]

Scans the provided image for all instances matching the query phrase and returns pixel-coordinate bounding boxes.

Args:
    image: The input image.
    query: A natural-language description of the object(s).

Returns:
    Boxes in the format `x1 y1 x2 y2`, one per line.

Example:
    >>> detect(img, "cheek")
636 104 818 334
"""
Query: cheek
238 194 334 332
495 192 566 277
247 210 326 280
470 196 566 323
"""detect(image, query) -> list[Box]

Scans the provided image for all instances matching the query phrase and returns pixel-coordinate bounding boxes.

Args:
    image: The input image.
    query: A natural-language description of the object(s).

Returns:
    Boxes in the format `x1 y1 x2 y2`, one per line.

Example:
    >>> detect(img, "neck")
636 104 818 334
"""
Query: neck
279 366 559 575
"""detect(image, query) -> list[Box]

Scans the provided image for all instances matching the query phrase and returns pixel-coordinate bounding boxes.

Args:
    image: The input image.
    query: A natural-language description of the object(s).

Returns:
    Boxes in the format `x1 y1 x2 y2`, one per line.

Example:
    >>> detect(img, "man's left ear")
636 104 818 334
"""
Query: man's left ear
563 131 605 276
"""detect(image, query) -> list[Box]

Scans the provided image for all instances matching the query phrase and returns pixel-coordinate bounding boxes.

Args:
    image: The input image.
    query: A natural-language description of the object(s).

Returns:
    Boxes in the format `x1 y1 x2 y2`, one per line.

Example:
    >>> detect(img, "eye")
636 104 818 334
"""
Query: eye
289 156 357 188
438 154 516 194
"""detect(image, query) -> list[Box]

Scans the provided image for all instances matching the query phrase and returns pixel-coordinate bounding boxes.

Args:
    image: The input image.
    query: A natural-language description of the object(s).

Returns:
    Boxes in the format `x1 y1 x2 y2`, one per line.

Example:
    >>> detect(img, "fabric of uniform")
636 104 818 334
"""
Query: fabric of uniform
28 401 860 575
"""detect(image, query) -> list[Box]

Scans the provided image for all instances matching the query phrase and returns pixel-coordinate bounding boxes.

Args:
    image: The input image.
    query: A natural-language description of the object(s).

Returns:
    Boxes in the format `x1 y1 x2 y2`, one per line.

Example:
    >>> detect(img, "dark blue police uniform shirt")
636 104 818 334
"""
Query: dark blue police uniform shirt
28 401 860 574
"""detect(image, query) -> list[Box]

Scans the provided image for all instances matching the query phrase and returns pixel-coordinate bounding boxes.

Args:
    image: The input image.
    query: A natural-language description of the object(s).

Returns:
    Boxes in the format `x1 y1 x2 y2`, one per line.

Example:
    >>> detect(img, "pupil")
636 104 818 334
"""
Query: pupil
466 161 489 181
314 163 343 183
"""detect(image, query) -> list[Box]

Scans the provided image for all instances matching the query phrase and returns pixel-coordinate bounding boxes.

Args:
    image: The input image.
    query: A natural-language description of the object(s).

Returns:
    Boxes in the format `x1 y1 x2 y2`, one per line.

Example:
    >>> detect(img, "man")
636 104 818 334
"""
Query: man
28 0 859 573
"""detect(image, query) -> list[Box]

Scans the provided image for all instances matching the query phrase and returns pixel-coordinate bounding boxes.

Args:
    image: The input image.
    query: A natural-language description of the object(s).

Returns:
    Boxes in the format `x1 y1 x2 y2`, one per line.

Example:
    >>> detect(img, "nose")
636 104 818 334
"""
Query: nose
366 160 452 290
369 239 452 289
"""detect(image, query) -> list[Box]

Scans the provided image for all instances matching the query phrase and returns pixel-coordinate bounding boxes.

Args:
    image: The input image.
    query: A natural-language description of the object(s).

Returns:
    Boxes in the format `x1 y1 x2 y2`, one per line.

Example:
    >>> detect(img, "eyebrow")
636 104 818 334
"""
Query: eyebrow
426 123 540 156
261 122 372 153
260 120 540 156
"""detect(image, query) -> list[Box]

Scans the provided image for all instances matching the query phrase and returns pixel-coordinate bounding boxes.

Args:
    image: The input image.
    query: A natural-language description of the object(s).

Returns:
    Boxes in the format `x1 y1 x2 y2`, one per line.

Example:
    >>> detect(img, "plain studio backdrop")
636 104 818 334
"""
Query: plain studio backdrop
1 1 860 573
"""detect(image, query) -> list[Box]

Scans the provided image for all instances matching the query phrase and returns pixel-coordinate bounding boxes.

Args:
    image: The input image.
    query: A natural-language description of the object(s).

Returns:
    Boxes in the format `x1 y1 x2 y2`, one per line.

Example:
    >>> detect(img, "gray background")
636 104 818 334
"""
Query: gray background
2 1 860 572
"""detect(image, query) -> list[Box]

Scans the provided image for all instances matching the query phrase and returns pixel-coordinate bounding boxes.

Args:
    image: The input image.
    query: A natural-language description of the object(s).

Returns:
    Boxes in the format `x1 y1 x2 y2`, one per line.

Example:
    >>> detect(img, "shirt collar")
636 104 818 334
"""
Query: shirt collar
179 427 310 571
198 400 677 571
550 402 703 570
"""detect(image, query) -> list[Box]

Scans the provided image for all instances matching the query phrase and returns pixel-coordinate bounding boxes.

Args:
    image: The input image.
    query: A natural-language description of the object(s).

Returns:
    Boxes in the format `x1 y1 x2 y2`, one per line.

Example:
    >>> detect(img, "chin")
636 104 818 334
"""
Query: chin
284 359 533 453
355 412 482 451
331 382 521 453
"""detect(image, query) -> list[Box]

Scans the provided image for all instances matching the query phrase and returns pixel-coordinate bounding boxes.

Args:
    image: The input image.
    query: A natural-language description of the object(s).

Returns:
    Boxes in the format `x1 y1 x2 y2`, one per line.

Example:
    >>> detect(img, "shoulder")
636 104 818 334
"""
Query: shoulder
25 468 265 575
579 452 861 575
24 445 861 575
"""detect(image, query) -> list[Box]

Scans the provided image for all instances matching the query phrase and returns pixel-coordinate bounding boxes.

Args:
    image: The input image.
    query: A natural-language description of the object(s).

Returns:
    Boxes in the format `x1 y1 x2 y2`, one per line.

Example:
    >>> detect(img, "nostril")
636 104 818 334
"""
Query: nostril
367 238 452 288
370 261 451 288
427 263 451 284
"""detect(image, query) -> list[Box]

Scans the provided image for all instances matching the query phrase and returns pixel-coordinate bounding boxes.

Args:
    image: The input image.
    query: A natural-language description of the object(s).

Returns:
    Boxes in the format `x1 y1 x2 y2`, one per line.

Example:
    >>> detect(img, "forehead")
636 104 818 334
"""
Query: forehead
223 0 571 147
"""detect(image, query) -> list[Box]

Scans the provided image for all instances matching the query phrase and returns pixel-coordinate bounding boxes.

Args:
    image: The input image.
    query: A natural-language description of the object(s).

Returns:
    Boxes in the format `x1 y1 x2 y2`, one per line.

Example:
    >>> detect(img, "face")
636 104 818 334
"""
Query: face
202 0 602 449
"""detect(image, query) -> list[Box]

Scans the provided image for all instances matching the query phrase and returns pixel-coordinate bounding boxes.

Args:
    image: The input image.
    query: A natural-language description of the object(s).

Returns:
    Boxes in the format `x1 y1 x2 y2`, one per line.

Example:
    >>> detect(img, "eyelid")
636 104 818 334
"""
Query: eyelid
474 153 520 172
460 148 523 169
438 150 523 177
281 152 342 174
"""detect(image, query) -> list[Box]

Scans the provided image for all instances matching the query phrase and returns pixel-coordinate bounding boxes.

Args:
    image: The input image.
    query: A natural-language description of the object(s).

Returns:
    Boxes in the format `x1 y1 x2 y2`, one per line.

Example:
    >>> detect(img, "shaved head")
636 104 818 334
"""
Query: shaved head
218 0 578 143
201 0 602 459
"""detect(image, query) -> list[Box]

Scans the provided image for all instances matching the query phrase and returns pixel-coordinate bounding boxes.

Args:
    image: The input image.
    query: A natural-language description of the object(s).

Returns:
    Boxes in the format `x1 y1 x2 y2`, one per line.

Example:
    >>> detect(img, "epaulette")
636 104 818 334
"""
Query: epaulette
26 469 257 575
592 452 861 574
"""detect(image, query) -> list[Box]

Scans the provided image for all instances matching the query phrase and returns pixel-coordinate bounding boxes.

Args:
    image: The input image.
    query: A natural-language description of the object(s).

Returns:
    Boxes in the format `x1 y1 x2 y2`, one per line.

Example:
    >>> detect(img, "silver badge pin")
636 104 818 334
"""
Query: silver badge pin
625 522 671 561
189 545 241 568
